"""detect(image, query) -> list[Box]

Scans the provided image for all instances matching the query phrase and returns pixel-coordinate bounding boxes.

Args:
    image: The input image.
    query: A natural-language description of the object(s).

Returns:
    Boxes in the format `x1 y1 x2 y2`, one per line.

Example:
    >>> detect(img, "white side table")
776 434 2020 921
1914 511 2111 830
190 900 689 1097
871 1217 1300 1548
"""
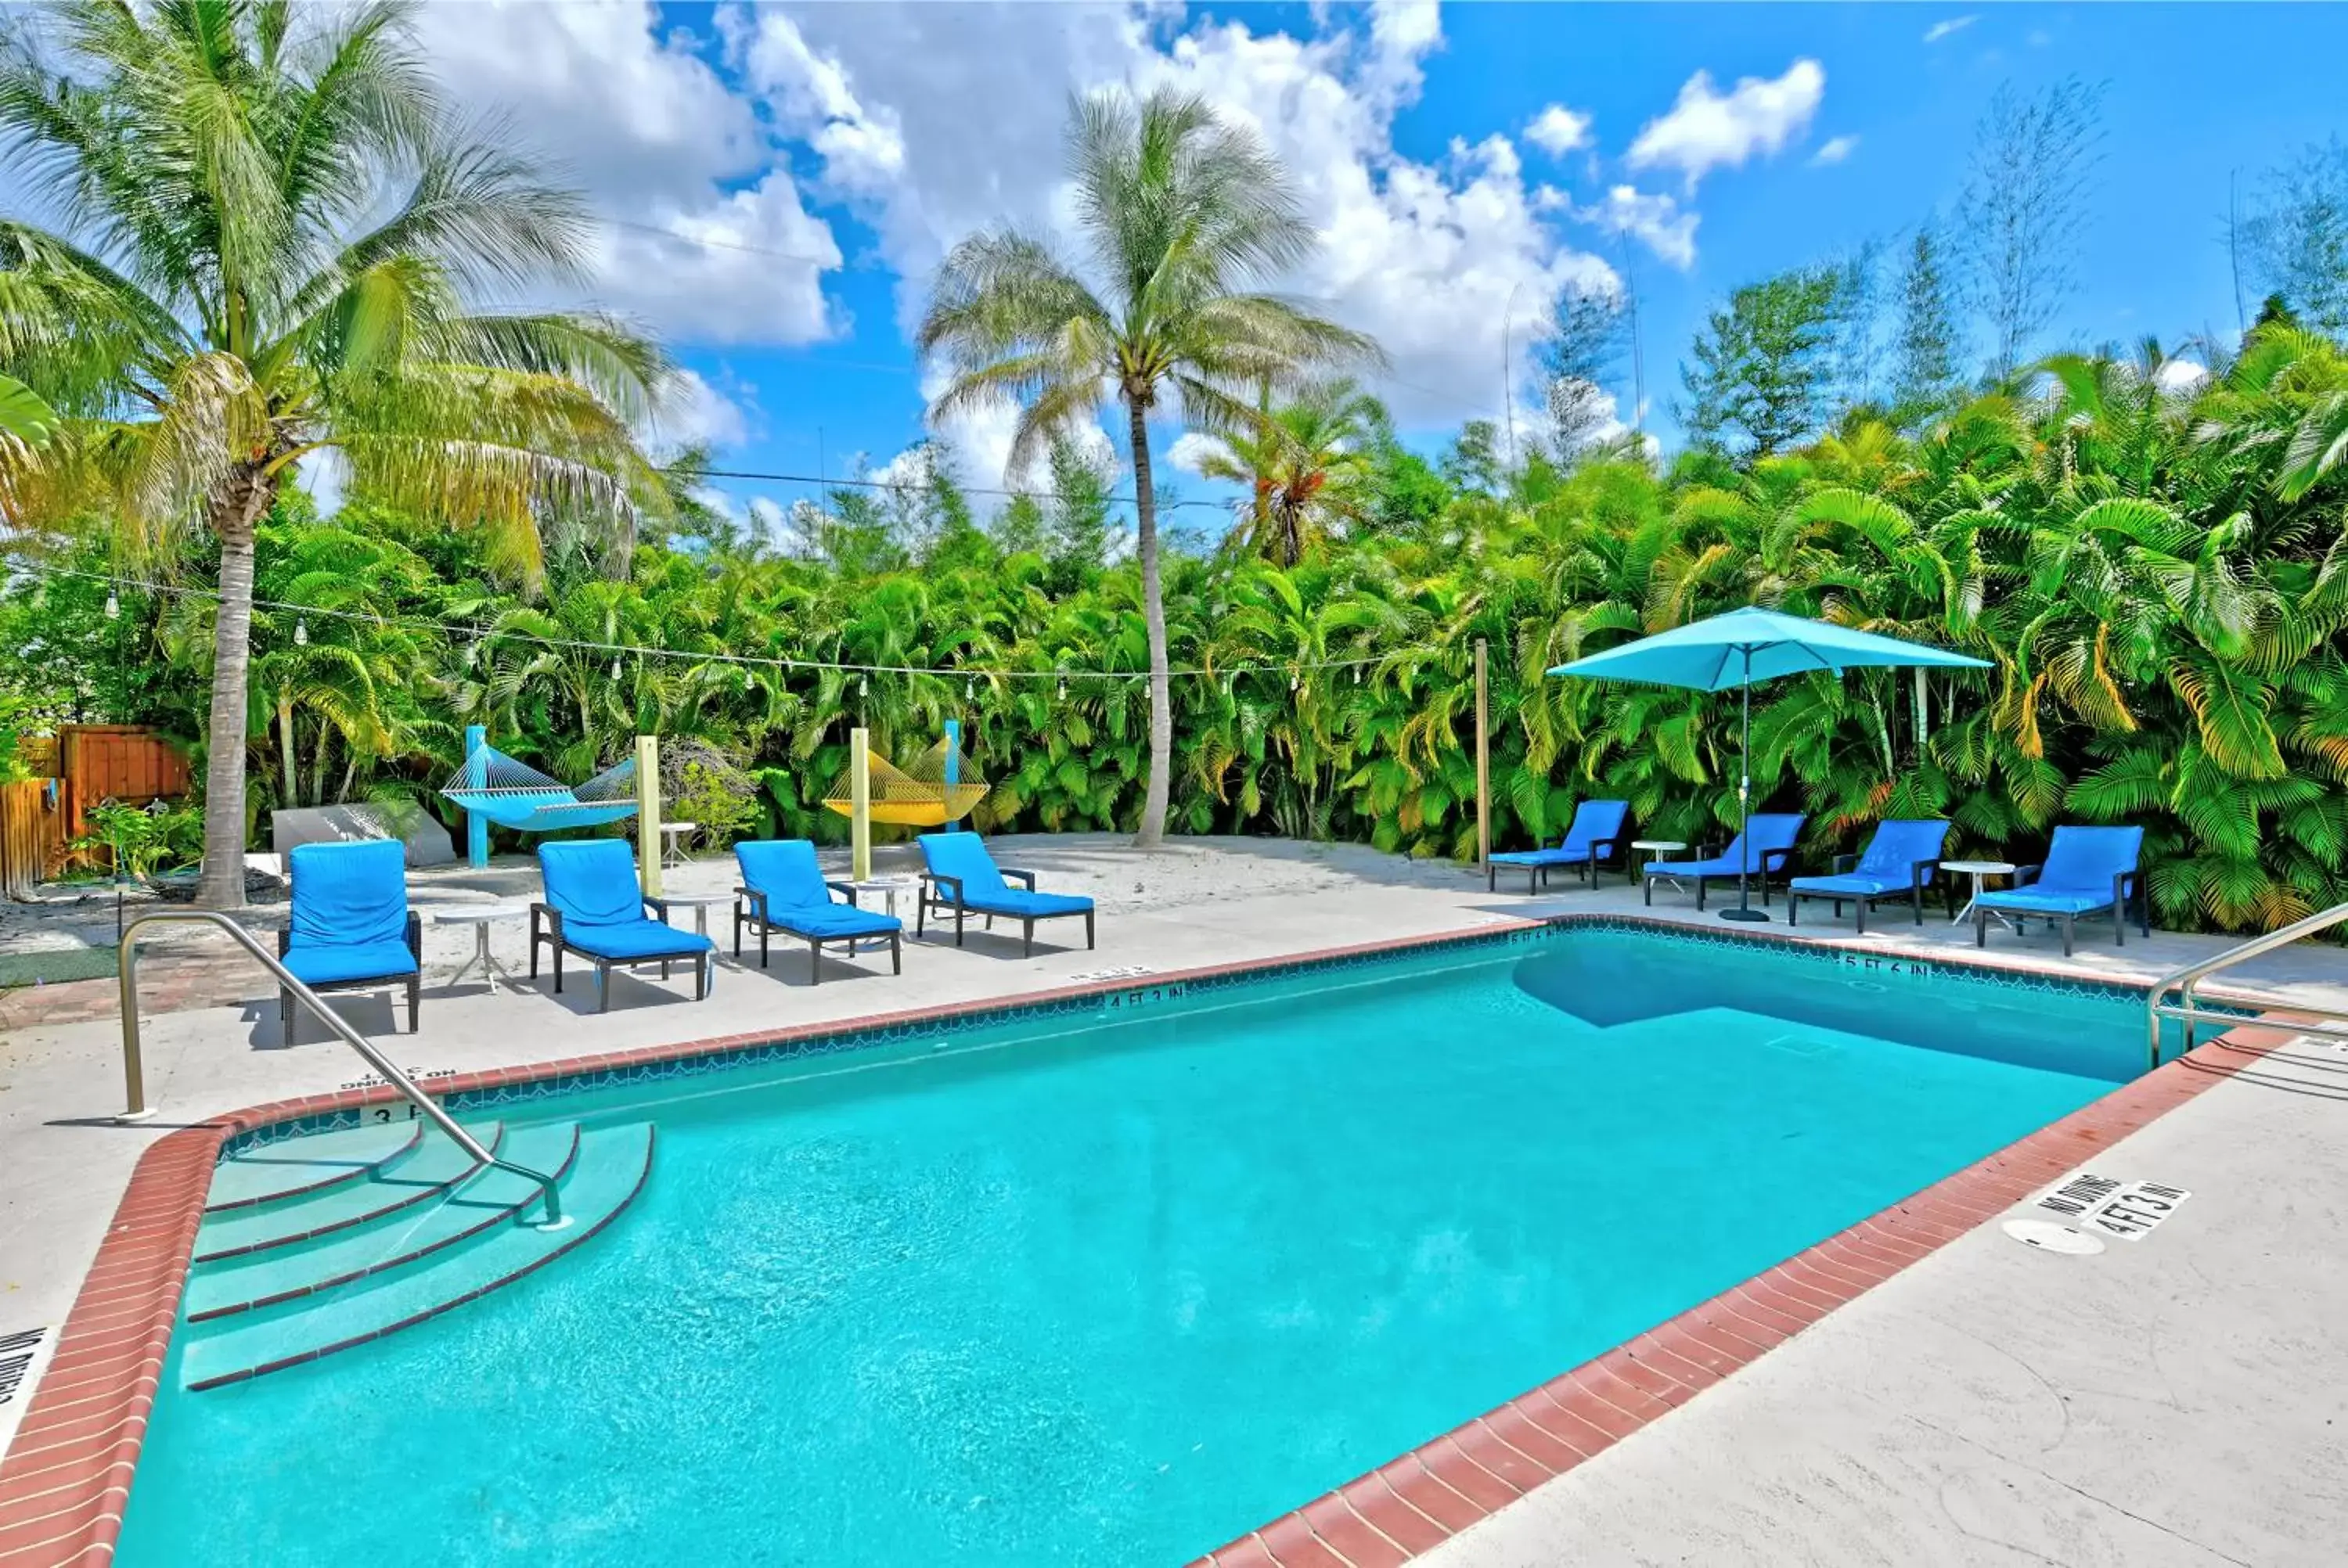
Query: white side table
844 875 921 953
1633 839 1688 890
1943 859 2020 928
659 821 700 869
656 891 733 937
429 902 530 990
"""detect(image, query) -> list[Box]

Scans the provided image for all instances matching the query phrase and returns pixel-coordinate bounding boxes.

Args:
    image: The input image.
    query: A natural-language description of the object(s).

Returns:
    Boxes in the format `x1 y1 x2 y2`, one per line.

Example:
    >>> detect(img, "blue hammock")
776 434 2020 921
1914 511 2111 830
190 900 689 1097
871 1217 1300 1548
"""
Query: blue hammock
440 745 639 833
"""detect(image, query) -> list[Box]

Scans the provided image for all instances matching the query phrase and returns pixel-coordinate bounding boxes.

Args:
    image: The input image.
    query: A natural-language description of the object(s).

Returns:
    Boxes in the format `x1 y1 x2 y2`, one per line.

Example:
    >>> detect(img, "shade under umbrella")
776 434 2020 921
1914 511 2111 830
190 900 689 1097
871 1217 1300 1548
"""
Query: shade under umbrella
1547 606 1991 922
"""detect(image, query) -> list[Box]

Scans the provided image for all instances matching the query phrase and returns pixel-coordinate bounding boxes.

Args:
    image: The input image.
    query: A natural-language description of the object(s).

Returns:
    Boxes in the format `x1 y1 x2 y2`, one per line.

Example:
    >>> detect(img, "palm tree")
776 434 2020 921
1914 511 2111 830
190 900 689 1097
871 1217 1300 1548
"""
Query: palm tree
917 86 1378 845
1199 379 1388 566
0 0 668 904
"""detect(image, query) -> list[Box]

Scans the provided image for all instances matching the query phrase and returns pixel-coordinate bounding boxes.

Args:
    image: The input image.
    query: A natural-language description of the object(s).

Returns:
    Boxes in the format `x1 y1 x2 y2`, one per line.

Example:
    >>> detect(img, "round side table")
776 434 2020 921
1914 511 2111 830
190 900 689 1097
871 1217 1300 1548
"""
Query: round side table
428 902 530 990
1632 839 1688 890
1942 859 2019 928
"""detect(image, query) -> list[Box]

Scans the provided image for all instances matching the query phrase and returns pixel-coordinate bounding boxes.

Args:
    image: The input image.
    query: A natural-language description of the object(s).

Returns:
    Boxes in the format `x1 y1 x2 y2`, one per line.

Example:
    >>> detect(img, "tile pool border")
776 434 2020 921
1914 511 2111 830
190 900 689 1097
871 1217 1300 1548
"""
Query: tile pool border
0 913 2296 1565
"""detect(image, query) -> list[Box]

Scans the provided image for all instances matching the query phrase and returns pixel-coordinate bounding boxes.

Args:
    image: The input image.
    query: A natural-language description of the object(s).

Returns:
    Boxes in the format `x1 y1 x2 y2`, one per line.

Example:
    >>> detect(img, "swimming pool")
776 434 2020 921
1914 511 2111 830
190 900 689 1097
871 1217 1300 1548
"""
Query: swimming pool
115 924 2181 1565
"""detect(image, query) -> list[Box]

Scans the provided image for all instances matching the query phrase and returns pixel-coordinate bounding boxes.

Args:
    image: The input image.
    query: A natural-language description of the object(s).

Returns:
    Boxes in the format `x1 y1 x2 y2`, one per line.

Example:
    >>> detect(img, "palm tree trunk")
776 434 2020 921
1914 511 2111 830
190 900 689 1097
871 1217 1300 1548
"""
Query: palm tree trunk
1128 397 1172 847
196 471 273 908
277 695 297 815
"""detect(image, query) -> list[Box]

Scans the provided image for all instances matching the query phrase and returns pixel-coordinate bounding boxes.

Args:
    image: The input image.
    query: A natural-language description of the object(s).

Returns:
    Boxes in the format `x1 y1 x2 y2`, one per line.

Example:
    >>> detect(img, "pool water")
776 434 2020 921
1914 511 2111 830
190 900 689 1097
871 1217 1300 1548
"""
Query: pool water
119 928 2158 1566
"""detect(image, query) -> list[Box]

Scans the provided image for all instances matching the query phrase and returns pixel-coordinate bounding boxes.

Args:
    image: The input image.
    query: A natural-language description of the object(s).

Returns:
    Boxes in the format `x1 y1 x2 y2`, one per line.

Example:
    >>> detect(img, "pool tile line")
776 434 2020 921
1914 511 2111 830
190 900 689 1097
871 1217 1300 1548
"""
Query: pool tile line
1192 1019 2290 1568
0 912 2287 1564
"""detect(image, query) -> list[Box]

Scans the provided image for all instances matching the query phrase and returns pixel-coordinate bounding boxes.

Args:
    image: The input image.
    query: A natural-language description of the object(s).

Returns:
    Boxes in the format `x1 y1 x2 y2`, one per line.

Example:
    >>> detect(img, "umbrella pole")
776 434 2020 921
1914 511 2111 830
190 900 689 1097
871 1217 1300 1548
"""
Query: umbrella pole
1722 649 1767 922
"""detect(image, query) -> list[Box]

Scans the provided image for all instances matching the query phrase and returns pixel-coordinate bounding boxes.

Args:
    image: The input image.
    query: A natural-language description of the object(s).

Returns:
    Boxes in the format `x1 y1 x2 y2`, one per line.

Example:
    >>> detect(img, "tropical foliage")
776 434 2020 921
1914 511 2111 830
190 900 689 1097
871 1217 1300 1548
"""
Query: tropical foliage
9 320 2348 933
0 0 668 903
6 23 2348 939
917 85 1377 844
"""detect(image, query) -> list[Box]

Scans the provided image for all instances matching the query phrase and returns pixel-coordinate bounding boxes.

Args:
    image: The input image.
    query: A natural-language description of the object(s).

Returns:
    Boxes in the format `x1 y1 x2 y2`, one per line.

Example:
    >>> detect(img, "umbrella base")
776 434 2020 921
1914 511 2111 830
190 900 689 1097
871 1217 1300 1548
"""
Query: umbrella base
1718 906 1770 923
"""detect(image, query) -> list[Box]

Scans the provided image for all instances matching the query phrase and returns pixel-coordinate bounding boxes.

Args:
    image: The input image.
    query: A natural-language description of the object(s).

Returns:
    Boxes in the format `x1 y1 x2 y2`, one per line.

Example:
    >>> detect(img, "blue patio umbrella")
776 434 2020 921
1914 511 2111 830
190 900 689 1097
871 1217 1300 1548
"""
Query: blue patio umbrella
1547 606 1991 922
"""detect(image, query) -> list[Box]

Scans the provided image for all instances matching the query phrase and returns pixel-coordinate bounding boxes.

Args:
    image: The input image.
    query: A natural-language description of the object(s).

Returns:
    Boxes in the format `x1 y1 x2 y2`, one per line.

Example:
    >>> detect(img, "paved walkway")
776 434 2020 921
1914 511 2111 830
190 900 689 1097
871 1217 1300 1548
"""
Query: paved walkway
3 836 2344 1562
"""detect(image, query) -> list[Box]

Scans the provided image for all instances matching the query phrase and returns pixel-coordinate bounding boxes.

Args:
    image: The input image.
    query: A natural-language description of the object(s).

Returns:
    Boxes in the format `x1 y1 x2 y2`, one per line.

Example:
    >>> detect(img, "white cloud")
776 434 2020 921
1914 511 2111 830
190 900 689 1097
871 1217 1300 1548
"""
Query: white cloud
1626 58 1824 192
1922 16 1978 44
409 1 846 346
1809 134 1860 167
1524 103 1593 157
651 369 753 455
1165 430 1228 477
2155 358 2209 394
1574 185 1700 270
745 2 1616 439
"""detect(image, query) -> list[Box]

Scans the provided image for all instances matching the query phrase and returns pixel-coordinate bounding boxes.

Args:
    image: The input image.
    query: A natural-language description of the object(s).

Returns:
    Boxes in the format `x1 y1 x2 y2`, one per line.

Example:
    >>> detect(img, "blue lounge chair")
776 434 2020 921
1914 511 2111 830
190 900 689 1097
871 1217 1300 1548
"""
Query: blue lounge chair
733 839 902 984
529 840 714 1011
915 832 1095 955
1787 819 1953 934
1487 799 1631 894
1975 825 2148 957
1643 813 1807 911
277 840 420 1038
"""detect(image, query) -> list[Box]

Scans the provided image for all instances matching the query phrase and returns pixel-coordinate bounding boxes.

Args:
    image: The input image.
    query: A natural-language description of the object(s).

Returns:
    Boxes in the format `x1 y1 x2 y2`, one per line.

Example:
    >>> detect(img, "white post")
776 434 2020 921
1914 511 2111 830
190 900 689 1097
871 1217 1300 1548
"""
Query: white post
850 727 872 882
1914 667 1931 752
635 734 661 897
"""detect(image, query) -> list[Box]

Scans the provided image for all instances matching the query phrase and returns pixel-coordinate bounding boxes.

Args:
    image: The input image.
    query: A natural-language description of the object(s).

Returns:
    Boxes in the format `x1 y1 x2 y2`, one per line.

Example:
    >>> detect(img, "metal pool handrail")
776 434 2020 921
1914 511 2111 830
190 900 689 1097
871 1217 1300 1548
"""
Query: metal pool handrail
117 909 562 1227
2145 900 2348 1070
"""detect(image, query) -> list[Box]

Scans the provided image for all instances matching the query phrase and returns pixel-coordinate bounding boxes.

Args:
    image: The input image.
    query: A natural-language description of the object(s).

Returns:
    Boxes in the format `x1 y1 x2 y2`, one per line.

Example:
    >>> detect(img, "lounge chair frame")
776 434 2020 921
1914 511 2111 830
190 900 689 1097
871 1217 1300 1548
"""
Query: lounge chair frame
277 912 422 1038
916 868 1096 956
528 897 711 1012
1787 854 1948 934
1643 842 1799 910
1975 865 2149 958
733 881 902 984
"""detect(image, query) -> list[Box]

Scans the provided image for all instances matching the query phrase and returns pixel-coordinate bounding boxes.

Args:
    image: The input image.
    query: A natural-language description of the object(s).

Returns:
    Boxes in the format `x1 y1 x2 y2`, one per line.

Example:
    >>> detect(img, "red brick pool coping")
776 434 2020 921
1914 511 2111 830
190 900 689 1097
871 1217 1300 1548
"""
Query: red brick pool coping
0 915 2297 1565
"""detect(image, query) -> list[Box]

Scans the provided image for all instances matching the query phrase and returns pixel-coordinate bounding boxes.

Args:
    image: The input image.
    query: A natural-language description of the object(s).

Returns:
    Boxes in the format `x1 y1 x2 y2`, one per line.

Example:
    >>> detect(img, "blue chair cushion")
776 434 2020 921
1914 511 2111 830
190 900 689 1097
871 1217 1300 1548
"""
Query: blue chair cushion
956 887 1093 919
1975 888 2116 918
1493 800 1630 868
281 940 417 987
735 840 832 912
538 840 650 926
1648 815 1805 879
1788 872 1906 897
289 840 409 955
917 831 1009 896
560 919 715 962
760 901 900 940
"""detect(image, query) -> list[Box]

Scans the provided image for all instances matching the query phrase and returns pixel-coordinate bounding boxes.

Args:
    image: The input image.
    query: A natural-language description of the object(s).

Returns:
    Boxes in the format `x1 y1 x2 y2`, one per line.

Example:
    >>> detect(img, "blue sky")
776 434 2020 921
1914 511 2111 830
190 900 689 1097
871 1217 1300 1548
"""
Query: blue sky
23 2 2338 530
586 1 2343 531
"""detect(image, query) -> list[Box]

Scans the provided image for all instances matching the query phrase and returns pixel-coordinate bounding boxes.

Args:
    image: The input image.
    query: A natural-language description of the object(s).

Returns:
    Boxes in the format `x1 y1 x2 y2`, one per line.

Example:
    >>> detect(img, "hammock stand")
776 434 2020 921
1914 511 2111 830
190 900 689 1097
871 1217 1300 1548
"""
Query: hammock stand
821 735 988 828
441 743 639 839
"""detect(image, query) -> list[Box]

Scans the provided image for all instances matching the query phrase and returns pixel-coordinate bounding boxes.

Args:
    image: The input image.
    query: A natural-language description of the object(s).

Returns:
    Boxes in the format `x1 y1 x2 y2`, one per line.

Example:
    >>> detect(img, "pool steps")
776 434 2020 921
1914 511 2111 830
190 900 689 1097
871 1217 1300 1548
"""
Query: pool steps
192 1122 512 1263
179 1119 654 1390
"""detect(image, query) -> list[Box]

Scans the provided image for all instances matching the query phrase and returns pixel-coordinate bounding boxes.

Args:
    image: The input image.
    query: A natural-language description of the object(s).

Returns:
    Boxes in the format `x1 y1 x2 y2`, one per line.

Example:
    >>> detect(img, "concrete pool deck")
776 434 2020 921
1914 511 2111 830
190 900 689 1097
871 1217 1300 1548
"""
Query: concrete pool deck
2 834 2345 1564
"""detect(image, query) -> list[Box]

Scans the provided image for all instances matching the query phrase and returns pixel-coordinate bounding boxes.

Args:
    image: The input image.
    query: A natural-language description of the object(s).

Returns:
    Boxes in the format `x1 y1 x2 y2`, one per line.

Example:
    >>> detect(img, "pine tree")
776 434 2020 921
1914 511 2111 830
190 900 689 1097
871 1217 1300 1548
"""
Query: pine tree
1892 228 1961 419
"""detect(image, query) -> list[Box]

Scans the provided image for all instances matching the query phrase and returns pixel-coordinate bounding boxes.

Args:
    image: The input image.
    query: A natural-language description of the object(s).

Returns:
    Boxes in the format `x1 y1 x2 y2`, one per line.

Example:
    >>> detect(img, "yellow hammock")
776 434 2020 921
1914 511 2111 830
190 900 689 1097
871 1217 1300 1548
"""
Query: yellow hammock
821 736 990 827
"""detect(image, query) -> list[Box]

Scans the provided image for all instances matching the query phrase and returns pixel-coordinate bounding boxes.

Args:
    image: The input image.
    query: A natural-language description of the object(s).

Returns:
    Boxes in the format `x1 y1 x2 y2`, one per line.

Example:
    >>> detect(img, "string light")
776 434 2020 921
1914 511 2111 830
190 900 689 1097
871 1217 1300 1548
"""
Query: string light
294 618 309 647
103 591 119 620
610 657 622 681
1057 674 1068 699
857 674 868 698
964 676 974 699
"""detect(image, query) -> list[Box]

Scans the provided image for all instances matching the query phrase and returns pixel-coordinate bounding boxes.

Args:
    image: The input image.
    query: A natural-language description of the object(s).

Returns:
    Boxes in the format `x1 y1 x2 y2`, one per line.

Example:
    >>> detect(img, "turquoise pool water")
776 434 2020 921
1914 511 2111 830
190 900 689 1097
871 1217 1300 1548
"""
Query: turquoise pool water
120 928 2159 1565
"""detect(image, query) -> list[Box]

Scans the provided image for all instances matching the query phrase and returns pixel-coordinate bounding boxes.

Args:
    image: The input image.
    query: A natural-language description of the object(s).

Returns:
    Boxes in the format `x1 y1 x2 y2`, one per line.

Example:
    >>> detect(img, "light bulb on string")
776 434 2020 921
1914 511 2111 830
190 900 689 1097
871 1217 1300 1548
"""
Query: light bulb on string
1057 674 1068 700
964 676 974 700
103 591 120 620
610 658 621 681
858 674 868 699
294 619 309 647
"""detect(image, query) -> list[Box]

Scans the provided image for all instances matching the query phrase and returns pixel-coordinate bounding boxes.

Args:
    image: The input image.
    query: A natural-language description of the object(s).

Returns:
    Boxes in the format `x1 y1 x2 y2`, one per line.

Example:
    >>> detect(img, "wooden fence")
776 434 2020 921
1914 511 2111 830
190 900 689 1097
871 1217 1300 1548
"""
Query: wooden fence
0 781 65 898
0 726 190 896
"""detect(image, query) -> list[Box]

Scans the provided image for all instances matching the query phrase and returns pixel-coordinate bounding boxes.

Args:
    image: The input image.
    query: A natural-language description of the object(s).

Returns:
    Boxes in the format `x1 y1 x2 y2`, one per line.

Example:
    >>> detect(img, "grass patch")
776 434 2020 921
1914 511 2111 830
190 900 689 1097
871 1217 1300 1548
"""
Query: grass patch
0 947 121 988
